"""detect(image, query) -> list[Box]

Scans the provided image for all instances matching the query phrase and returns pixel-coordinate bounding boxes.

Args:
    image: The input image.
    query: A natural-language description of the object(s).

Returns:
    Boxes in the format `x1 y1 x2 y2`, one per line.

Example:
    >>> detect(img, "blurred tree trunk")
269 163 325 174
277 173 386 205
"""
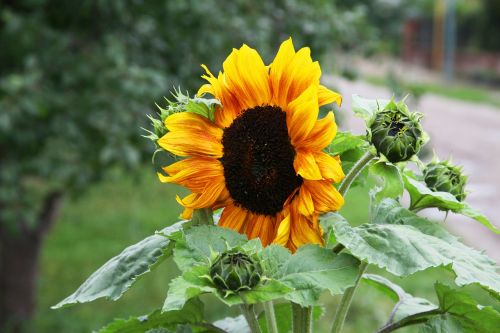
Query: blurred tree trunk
0 191 63 333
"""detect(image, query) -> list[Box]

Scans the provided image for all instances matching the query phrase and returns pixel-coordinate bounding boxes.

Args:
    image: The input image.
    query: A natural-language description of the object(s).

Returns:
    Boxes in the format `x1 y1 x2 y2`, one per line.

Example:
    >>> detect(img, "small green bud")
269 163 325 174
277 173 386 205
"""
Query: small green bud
209 251 262 292
369 101 424 163
424 161 467 201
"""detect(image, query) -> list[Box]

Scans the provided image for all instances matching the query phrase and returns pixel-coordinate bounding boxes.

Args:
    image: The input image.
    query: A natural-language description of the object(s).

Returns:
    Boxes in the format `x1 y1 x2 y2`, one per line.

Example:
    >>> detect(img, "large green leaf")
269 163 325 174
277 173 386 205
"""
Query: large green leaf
279 246 360 306
418 314 464 333
328 131 367 156
363 274 437 323
171 225 249 272
404 172 499 234
162 266 215 311
53 221 186 309
431 283 500 332
369 161 404 202
327 201 500 293
368 280 500 333
257 244 292 280
98 299 204 333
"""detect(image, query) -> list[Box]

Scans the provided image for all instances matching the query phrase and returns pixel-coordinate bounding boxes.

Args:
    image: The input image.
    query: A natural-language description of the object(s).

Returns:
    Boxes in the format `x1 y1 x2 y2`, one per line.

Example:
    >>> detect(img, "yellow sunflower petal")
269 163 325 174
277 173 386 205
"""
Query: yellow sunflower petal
305 180 344 213
318 85 342 106
294 149 322 180
175 177 227 209
165 109 221 132
269 38 295 107
246 214 276 246
159 157 224 192
219 203 249 233
180 208 193 220
285 200 324 252
273 214 291 247
179 196 196 220
287 84 319 145
297 185 314 216
270 38 322 108
296 111 337 151
290 215 324 250
197 65 241 128
158 128 223 158
314 152 345 183
222 45 271 110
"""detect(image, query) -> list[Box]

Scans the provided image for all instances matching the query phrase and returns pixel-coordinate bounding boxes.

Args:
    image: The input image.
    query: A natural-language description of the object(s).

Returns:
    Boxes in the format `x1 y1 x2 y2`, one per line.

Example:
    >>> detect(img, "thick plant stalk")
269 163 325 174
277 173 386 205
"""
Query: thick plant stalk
330 262 368 333
331 152 376 254
263 301 279 333
292 303 312 333
240 304 262 333
338 151 376 196
374 309 441 333
330 152 376 333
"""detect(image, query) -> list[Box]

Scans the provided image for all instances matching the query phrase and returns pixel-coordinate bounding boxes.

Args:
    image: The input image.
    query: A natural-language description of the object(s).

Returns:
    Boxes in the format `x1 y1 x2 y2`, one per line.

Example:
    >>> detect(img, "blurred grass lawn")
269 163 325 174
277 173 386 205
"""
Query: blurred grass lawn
36 167 488 333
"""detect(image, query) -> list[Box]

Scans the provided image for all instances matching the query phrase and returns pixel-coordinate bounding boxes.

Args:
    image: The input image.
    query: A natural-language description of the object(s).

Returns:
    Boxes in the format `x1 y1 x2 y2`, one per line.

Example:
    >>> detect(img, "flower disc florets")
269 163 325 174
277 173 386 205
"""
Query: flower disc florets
424 161 467 201
369 101 424 163
209 251 262 292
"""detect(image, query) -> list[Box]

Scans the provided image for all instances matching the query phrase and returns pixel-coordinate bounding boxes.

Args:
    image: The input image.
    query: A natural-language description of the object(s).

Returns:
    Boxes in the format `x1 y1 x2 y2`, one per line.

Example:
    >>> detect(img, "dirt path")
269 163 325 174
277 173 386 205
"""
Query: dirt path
324 77 500 262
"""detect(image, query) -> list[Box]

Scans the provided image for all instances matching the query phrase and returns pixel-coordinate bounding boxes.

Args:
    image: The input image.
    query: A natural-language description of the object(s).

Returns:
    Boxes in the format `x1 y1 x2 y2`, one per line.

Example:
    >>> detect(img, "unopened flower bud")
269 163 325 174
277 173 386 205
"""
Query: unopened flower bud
369 101 424 163
424 161 467 201
209 251 262 292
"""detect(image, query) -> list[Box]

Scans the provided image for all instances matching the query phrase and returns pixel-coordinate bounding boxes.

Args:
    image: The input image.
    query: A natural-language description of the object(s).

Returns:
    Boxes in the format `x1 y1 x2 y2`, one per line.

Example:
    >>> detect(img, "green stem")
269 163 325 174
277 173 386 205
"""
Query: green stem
328 152 376 333
338 152 376 196
292 303 312 333
240 304 262 333
330 262 368 333
408 196 424 212
263 301 279 333
329 152 374 253
374 309 442 333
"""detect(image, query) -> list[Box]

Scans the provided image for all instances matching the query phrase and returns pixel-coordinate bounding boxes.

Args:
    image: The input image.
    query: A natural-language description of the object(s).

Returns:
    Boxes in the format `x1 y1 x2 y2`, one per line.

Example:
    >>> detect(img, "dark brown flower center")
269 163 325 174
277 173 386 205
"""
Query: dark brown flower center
221 105 302 215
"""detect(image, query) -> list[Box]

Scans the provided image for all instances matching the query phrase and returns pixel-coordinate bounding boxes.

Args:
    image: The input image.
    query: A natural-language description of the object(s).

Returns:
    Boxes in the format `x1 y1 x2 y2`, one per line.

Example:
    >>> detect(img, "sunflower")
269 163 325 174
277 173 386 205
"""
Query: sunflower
158 38 344 252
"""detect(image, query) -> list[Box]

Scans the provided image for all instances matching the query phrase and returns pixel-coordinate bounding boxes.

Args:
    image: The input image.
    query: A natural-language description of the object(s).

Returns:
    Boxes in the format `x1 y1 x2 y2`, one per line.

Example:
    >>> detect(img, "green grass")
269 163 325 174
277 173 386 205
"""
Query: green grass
365 75 500 108
33 167 494 332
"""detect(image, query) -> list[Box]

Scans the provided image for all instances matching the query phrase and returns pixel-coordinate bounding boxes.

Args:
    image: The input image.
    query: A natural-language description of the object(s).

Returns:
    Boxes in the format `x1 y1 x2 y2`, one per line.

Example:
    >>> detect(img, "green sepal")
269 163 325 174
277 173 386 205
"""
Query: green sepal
144 88 219 145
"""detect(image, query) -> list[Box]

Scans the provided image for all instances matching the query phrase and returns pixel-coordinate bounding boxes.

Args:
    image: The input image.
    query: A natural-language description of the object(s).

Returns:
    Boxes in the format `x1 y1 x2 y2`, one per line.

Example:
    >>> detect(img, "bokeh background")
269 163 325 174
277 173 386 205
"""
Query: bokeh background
1 0 499 332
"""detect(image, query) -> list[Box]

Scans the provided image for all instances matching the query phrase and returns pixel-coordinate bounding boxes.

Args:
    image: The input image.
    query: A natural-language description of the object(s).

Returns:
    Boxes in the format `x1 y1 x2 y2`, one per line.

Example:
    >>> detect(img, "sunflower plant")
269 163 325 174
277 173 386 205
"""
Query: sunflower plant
53 39 500 333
